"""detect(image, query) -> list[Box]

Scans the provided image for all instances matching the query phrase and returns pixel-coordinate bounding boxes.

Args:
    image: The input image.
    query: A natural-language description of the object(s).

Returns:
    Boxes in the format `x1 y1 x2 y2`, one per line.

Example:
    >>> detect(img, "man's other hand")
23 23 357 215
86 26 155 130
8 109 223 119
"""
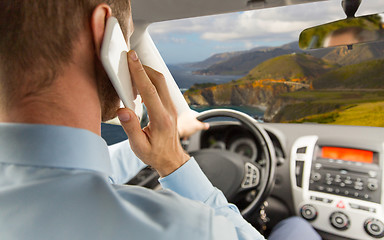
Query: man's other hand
177 111 209 138
117 50 190 177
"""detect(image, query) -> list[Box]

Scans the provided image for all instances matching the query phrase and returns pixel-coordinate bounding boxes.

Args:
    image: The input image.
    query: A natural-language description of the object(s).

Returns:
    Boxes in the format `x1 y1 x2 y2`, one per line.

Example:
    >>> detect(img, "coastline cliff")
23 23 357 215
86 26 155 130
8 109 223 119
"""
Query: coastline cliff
184 53 332 120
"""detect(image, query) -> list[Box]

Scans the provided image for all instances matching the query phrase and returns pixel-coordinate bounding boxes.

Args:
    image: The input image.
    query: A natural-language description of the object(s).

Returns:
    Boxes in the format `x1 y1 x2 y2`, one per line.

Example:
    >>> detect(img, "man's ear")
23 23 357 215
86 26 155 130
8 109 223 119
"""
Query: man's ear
91 4 112 58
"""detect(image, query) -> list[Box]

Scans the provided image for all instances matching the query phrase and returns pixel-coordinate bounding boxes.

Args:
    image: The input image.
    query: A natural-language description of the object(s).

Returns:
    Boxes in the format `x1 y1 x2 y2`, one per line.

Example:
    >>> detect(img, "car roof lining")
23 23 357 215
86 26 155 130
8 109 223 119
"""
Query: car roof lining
131 0 326 24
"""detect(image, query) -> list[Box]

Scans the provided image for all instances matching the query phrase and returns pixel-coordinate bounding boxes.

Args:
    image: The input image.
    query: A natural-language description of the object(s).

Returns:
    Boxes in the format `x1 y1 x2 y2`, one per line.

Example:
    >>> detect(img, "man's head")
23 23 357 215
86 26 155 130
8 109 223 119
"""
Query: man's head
0 0 131 121
324 26 378 48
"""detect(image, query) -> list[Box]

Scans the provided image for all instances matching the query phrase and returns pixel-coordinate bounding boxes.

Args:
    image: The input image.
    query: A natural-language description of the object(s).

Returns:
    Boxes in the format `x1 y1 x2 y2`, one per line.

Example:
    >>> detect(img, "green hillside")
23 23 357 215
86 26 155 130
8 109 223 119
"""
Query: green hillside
331 101 384 127
239 53 336 82
313 59 384 89
272 90 384 123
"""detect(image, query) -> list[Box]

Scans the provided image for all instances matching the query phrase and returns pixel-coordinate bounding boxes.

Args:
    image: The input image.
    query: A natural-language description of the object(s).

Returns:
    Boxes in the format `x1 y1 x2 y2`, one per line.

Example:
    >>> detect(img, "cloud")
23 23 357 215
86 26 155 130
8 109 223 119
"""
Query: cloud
199 2 342 43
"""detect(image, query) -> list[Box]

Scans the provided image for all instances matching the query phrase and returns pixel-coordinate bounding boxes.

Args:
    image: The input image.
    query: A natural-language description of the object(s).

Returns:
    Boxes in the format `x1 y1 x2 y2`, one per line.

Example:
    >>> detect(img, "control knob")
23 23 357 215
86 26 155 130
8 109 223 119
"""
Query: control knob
364 218 384 238
311 172 321 181
330 212 350 230
367 179 379 191
300 204 317 221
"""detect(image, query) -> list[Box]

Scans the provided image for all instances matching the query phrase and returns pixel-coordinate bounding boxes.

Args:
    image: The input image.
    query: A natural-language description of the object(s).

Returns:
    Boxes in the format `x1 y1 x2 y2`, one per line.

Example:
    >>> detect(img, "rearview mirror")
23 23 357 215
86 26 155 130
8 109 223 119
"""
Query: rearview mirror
299 13 384 50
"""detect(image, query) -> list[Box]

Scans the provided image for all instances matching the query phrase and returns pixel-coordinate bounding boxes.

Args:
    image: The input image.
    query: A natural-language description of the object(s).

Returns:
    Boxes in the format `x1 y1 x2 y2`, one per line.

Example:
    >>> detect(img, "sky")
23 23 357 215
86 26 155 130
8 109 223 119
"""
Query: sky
147 1 384 64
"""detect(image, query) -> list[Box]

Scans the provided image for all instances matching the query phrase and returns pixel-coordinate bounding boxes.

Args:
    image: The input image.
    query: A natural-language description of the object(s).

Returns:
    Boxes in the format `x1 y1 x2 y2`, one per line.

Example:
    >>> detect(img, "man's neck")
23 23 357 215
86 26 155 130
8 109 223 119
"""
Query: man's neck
0 65 102 135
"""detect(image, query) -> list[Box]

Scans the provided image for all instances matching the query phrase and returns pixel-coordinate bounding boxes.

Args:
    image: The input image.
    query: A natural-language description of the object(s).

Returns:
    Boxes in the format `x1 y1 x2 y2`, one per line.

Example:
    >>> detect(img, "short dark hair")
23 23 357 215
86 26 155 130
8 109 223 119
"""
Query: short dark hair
0 0 130 107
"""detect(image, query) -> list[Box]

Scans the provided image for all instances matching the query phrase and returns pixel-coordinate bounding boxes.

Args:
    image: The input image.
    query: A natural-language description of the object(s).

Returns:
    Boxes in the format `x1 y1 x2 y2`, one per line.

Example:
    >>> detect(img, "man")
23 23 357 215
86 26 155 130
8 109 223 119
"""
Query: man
0 1 320 239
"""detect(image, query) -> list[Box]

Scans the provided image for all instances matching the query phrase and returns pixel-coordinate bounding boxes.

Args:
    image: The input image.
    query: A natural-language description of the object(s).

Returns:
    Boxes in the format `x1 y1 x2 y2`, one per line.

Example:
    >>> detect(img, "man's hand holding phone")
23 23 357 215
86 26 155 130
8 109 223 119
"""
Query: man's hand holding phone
117 51 190 177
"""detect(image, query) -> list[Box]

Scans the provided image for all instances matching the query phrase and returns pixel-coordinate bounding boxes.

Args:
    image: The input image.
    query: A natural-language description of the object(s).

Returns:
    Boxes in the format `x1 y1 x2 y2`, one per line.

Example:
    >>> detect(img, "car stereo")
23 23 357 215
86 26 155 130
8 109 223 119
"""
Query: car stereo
290 135 384 239
309 146 381 203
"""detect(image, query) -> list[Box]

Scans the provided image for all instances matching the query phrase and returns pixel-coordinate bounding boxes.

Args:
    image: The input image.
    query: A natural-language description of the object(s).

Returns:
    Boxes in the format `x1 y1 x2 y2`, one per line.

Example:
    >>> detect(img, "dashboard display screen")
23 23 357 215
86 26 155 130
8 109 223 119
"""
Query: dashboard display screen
321 146 374 164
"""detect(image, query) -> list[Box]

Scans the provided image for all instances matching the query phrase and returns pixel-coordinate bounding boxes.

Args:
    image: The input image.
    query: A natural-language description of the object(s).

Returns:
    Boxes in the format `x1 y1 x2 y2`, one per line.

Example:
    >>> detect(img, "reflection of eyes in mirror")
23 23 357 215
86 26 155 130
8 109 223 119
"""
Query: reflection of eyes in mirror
324 27 379 48
299 13 384 50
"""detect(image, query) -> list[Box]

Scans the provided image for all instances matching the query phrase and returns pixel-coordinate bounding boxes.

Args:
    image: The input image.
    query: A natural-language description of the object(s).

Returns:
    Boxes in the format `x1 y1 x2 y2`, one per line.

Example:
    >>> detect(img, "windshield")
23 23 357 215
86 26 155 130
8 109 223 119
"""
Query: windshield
148 1 384 127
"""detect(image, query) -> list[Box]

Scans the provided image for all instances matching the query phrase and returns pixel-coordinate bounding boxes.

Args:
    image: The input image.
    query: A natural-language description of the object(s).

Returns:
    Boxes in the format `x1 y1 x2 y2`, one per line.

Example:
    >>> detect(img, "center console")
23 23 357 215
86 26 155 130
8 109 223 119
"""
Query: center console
290 136 384 239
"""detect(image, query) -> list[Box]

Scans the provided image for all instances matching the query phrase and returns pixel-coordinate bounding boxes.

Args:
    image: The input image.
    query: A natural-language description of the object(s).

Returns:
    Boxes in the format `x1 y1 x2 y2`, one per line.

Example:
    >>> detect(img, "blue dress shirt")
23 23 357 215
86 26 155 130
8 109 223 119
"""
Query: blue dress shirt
0 123 264 240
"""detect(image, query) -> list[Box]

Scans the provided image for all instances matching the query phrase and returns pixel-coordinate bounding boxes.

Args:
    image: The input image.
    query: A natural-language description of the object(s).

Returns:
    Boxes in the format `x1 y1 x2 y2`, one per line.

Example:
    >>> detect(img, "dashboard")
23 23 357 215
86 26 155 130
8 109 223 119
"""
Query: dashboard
187 122 384 240
197 122 285 167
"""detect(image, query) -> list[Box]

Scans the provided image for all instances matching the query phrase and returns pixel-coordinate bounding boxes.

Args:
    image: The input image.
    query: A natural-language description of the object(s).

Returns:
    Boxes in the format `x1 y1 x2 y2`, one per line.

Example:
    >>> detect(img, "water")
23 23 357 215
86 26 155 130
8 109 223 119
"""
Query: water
168 64 243 89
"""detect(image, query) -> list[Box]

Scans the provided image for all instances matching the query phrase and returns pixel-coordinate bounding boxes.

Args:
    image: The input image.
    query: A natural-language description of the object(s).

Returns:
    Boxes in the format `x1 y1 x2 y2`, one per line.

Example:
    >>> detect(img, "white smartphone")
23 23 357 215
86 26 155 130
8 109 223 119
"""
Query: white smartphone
100 17 141 115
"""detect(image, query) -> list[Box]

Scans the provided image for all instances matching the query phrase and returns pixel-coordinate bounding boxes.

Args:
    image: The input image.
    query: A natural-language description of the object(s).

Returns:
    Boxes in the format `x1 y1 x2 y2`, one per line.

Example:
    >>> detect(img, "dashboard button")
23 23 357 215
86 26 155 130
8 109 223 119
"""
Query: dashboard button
354 185 363 190
296 147 307 153
349 203 359 209
330 212 350 230
355 181 363 186
336 201 345 209
369 208 376 213
368 171 377 178
349 203 377 213
364 219 384 238
301 205 317 221
344 179 353 185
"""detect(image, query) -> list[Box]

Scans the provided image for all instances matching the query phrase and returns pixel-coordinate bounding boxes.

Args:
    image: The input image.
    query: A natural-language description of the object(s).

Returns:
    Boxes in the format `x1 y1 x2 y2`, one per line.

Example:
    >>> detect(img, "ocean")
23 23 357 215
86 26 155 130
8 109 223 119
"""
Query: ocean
168 64 243 90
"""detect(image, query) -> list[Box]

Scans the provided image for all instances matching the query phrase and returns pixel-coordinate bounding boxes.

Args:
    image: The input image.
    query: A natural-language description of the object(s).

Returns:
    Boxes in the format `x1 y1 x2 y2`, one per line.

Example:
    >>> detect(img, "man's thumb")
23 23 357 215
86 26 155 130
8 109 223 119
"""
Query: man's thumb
117 108 145 143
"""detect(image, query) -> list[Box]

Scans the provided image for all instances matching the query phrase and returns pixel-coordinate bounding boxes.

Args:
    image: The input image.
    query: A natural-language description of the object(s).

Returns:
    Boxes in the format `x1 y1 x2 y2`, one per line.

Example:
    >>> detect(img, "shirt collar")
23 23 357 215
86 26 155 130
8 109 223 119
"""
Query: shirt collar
0 123 112 176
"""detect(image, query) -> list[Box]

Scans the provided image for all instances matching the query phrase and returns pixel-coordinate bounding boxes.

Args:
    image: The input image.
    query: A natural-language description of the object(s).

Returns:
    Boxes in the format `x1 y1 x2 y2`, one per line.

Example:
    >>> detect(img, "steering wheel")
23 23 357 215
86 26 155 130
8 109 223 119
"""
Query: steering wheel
190 109 276 218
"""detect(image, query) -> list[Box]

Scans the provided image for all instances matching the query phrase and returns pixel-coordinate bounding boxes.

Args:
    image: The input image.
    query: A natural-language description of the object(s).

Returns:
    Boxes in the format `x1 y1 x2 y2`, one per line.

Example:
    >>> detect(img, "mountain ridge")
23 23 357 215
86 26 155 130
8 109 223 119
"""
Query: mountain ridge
192 42 302 75
187 41 384 76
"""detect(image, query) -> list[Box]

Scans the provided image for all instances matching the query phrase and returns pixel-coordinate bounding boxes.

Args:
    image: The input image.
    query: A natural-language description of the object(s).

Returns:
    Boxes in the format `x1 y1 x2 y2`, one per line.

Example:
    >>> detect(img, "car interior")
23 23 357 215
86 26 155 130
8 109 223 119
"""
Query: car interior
101 0 384 239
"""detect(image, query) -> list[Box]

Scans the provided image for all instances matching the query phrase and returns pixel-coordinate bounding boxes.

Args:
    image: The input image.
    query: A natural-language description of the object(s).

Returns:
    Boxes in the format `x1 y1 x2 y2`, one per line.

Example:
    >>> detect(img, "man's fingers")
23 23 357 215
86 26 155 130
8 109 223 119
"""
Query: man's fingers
117 108 150 153
177 113 210 138
127 50 164 118
143 66 176 116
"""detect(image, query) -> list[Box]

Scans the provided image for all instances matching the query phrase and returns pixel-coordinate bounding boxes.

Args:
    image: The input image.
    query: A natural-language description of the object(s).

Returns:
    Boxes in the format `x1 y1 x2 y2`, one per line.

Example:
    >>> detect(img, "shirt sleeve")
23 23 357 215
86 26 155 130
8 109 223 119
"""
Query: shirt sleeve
108 140 147 184
159 157 265 240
